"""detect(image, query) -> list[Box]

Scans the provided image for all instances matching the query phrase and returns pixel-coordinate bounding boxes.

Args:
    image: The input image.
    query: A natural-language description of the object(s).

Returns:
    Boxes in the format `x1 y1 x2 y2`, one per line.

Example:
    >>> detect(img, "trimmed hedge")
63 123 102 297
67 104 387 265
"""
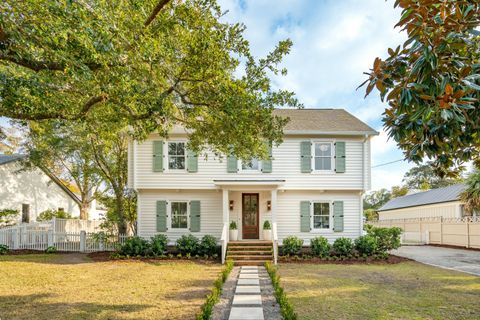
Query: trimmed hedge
311 236 330 257
282 236 303 255
265 261 297 320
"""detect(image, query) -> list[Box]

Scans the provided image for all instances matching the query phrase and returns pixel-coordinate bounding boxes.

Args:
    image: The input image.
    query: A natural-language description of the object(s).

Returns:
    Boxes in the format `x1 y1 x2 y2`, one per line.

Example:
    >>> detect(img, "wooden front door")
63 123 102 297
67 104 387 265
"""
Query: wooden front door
242 193 259 239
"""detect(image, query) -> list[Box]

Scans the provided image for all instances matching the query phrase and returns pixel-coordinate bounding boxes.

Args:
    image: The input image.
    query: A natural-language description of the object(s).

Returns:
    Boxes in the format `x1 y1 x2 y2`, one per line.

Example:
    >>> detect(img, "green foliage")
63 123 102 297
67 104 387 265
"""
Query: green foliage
0 244 9 255
176 234 200 256
118 236 150 257
363 209 378 222
98 190 137 235
263 220 271 230
196 260 234 320
265 261 298 320
0 209 19 226
37 209 73 221
354 235 378 256
460 169 480 214
366 226 402 253
363 189 391 210
150 234 169 256
45 246 57 254
229 221 237 230
362 1 480 176
391 185 409 198
310 236 331 258
198 235 217 257
282 236 304 255
332 237 354 256
402 162 464 190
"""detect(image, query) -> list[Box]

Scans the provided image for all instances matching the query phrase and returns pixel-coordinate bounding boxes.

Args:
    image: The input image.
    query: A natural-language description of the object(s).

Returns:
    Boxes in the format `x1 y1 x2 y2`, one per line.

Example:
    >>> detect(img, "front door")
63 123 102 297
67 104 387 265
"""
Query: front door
242 193 259 239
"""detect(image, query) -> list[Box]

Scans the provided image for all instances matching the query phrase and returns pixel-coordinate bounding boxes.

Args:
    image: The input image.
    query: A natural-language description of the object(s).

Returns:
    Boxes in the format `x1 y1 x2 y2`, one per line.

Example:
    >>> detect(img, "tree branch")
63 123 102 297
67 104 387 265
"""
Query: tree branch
144 0 172 27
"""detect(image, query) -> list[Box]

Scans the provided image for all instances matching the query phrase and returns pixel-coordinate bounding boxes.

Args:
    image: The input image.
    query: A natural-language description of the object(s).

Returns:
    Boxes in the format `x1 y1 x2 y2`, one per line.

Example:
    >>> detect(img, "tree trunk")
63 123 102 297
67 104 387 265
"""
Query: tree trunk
114 189 128 234
79 201 89 220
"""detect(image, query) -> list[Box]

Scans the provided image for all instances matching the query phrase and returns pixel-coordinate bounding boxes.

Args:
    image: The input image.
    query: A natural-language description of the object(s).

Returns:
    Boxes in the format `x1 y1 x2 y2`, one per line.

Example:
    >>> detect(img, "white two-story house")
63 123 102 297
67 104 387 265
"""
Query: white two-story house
128 109 376 263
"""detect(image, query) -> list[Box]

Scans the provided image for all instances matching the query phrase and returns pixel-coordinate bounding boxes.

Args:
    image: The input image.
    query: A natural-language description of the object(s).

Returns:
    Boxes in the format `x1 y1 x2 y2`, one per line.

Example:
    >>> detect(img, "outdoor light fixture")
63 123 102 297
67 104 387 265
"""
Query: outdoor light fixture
267 200 271 211
229 200 234 211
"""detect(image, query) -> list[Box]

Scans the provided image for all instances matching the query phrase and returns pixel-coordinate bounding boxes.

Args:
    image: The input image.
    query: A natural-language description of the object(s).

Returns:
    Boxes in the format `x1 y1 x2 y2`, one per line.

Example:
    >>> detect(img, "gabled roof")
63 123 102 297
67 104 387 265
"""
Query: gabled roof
273 109 378 135
378 184 466 212
0 153 81 205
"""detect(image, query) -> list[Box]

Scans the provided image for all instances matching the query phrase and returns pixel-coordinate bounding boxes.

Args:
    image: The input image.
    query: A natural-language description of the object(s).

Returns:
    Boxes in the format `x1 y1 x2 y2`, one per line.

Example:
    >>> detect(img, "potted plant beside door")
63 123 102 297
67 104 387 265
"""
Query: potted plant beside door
263 220 272 241
229 221 238 241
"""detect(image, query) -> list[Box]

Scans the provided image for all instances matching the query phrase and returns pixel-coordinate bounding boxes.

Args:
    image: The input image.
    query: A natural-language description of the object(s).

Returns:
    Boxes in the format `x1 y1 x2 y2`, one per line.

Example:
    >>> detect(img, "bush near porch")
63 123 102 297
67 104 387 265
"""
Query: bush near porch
0 254 221 320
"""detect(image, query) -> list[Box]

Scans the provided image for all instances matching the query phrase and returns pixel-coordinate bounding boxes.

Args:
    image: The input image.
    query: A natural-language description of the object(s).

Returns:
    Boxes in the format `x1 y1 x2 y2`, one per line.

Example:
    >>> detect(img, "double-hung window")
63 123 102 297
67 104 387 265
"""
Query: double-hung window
168 142 186 170
312 202 331 229
241 158 260 171
171 201 188 229
314 142 333 171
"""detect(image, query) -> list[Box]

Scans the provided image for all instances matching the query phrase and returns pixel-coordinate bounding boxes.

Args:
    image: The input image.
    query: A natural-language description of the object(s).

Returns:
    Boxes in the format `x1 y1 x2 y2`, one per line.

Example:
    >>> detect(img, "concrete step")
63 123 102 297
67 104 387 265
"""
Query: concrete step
229 241 272 246
234 260 269 266
227 255 272 261
228 246 272 251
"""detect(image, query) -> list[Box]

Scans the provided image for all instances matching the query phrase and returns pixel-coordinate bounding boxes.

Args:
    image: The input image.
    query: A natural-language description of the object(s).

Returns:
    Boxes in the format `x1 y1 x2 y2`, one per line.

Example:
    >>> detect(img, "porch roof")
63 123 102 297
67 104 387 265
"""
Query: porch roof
213 179 285 187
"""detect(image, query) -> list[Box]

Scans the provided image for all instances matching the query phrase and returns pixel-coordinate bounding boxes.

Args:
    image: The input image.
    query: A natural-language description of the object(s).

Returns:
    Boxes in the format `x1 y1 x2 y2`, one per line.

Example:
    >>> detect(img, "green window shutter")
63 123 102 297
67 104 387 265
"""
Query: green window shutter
261 144 273 173
300 141 312 173
335 142 346 173
156 200 167 232
227 155 238 173
300 201 311 232
189 201 201 232
187 148 198 173
153 141 164 172
333 201 344 232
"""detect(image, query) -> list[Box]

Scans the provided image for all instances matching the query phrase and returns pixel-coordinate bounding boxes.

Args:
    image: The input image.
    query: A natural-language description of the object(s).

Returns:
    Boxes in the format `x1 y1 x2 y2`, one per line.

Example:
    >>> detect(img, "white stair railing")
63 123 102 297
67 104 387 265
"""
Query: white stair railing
272 222 278 265
220 222 229 264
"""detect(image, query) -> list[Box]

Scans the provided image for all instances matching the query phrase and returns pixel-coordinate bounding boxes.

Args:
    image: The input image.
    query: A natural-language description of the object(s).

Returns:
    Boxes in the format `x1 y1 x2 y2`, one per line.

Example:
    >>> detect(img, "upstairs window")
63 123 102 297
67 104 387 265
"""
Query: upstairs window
168 142 185 170
313 202 330 229
242 158 260 171
314 142 333 171
171 201 188 229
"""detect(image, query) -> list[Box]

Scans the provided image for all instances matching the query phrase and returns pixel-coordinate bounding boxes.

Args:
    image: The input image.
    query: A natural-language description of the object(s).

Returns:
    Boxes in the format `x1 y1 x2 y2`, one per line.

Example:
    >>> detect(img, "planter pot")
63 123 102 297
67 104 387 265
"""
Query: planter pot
263 230 272 241
229 229 238 241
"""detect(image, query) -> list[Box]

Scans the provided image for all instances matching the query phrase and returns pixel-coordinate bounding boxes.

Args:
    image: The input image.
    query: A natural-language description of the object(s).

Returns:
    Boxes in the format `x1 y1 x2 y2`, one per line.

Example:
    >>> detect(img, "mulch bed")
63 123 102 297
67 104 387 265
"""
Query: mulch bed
278 254 411 265
87 251 220 264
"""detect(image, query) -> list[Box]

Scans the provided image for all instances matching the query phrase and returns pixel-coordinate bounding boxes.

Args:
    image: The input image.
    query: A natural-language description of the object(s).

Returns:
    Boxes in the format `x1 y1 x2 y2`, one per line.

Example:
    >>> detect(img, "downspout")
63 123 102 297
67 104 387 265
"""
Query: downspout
360 134 369 235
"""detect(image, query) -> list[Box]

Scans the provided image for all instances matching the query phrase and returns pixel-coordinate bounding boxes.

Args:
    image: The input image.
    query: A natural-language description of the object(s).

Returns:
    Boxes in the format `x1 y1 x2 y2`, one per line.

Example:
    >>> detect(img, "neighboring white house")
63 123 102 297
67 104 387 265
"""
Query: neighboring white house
128 109 376 254
377 184 468 220
0 154 81 222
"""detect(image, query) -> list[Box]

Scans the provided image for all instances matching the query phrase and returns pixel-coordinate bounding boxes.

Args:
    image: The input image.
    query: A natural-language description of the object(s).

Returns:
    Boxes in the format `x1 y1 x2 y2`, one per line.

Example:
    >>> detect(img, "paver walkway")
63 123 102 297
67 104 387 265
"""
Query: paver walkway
213 266 281 320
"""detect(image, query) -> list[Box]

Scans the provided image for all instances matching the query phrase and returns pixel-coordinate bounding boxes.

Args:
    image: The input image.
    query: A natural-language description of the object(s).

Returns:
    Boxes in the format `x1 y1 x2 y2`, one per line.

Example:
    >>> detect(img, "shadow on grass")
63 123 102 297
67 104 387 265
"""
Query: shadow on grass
0 293 154 320
0 253 94 265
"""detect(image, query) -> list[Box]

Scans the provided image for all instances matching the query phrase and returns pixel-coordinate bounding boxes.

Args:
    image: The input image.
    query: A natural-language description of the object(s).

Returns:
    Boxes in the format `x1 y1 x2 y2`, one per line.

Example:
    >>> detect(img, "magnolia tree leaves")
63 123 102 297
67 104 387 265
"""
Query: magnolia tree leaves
361 1 480 176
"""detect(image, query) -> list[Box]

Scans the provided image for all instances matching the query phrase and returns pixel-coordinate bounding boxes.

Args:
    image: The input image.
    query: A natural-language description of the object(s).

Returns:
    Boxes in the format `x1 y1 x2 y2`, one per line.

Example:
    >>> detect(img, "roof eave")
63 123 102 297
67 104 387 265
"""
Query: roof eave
283 130 379 136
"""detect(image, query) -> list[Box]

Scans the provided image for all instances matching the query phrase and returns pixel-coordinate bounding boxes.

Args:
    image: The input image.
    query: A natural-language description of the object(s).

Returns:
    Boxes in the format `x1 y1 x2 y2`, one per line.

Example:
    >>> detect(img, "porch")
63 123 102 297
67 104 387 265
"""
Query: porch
214 179 284 265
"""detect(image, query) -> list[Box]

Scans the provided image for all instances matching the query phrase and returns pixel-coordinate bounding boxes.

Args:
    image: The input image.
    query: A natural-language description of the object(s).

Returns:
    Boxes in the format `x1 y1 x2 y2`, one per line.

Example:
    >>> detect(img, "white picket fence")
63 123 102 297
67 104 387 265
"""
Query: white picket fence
0 226 128 252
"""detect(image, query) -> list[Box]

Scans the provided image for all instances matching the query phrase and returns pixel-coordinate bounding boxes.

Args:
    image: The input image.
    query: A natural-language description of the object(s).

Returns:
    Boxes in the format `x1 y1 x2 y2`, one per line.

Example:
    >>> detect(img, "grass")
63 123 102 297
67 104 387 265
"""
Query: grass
0 254 221 320
279 261 480 320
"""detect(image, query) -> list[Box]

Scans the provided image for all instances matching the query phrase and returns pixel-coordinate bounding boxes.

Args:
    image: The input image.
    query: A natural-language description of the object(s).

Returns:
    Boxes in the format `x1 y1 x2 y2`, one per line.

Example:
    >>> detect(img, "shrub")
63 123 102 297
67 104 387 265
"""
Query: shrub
282 236 303 255
199 235 218 257
310 236 331 258
176 234 200 255
354 235 378 256
45 246 57 254
37 209 73 221
0 244 9 255
333 237 354 256
265 262 298 320
0 209 19 226
150 234 168 256
229 221 237 230
118 236 150 256
263 220 271 230
366 226 402 253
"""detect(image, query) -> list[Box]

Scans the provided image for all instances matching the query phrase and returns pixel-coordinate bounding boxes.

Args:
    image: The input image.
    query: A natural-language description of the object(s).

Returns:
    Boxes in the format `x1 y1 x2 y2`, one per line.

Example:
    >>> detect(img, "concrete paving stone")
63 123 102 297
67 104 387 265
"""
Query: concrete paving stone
239 273 259 279
241 266 258 270
240 270 259 274
237 278 260 285
235 285 261 294
229 307 264 320
232 294 262 305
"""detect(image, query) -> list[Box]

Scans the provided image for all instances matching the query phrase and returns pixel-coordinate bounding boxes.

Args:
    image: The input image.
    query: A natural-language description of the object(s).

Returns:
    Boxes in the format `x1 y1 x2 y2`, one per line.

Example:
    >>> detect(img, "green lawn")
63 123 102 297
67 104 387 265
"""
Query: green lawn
279 262 480 320
0 254 221 320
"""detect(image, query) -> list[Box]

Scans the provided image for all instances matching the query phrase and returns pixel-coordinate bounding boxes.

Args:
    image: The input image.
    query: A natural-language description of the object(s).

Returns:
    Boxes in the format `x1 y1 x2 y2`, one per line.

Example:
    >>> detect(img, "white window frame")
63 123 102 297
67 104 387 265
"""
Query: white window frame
312 141 335 173
239 158 262 173
311 201 333 231
165 140 187 172
168 200 190 230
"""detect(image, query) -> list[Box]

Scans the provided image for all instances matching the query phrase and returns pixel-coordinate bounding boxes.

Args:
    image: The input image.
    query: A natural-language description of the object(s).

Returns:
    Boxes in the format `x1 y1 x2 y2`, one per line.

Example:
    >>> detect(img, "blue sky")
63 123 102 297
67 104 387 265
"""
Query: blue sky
218 0 416 190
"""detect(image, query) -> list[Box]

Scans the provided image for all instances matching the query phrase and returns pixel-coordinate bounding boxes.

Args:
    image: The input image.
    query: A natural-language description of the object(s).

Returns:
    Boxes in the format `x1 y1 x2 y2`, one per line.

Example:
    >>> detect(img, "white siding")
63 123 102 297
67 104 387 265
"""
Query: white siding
137 189 362 243
134 134 367 191
378 201 462 220
0 162 80 221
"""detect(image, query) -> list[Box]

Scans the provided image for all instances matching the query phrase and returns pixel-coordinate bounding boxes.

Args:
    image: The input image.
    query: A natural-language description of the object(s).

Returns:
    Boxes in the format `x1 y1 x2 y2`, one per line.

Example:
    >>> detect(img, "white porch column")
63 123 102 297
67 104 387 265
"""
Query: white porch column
222 189 229 225
271 189 277 223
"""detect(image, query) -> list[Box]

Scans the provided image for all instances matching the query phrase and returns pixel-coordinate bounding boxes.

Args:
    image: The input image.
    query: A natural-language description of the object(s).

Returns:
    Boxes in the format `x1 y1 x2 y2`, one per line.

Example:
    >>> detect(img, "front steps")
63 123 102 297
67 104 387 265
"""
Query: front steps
227 241 273 266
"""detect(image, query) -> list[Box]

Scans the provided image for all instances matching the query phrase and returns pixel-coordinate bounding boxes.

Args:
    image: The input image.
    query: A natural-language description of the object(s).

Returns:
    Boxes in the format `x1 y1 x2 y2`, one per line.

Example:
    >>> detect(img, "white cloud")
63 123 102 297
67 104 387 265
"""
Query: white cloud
370 127 397 160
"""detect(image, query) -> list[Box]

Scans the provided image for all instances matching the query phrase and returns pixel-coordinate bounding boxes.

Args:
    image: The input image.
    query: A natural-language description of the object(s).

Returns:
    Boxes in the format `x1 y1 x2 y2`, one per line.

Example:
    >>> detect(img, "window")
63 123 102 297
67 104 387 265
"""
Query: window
242 158 260 171
171 202 188 229
312 202 330 229
314 142 333 171
168 142 185 170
